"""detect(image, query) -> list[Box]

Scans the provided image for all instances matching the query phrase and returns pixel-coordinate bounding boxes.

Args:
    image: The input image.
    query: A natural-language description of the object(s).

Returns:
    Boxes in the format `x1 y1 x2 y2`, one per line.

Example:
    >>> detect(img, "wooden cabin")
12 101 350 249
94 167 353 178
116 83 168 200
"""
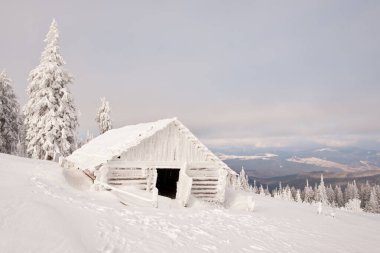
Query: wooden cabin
62 118 235 206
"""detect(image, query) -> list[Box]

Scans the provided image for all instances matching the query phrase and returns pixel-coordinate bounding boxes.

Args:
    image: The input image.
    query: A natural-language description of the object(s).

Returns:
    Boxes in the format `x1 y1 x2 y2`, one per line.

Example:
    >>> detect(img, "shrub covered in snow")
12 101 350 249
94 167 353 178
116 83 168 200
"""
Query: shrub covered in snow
345 198 362 212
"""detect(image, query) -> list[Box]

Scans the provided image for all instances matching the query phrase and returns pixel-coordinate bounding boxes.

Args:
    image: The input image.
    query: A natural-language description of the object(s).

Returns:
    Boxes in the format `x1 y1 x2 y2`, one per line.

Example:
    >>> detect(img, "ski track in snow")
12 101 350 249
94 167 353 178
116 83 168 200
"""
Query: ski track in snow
1 154 380 253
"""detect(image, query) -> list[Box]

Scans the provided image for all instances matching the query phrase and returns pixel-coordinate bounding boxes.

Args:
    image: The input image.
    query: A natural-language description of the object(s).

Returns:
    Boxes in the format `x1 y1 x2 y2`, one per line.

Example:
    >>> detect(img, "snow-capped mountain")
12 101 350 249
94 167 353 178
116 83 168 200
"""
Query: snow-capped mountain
217 147 380 188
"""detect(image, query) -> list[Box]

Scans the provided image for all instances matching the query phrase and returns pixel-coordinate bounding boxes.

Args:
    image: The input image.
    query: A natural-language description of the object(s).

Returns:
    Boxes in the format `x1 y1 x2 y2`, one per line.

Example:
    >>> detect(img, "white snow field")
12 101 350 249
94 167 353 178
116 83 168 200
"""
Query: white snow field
1 153 380 253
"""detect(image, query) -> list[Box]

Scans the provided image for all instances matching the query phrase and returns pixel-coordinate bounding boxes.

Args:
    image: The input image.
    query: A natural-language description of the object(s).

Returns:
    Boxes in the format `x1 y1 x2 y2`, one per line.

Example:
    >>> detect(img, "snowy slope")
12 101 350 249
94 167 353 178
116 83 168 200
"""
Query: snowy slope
1 153 380 253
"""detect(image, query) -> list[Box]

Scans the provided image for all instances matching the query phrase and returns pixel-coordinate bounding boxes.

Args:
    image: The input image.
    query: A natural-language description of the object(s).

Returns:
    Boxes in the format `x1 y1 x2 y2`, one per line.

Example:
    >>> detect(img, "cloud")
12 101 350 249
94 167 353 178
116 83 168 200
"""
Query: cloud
1 0 379 149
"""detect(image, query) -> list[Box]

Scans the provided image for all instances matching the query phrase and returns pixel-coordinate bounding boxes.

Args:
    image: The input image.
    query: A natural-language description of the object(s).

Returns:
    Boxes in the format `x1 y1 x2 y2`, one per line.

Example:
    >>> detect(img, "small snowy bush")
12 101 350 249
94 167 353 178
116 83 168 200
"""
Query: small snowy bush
345 198 362 212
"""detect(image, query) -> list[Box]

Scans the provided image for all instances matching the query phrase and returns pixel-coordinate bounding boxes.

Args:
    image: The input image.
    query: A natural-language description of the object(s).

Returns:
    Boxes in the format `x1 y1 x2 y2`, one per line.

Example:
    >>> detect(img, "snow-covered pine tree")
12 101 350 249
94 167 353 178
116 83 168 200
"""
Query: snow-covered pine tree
375 185 380 206
290 186 297 201
344 182 352 202
296 189 302 202
0 70 20 154
343 181 362 211
286 186 293 201
233 174 242 190
352 180 360 199
313 183 320 202
272 188 278 198
365 187 379 213
360 181 371 208
334 185 344 207
253 180 259 194
259 184 265 196
264 185 270 196
326 184 336 206
345 181 360 203
282 185 292 201
24 19 78 160
303 179 314 203
95 97 112 134
317 174 328 205
239 167 250 191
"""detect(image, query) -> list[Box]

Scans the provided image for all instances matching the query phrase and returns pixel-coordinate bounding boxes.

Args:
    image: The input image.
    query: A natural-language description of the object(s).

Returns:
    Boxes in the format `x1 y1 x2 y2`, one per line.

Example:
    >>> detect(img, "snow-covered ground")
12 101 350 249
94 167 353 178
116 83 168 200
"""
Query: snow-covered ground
1 153 380 253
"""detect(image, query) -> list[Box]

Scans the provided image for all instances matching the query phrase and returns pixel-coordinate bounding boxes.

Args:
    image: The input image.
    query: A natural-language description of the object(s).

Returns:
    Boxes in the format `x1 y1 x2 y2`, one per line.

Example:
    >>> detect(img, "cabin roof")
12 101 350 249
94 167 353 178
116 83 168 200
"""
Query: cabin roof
66 118 234 174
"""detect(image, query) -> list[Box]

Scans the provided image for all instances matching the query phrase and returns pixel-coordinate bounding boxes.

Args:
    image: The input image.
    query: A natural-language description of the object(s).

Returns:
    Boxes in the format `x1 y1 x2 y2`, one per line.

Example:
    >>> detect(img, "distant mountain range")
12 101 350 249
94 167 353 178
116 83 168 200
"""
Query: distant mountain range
214 147 380 189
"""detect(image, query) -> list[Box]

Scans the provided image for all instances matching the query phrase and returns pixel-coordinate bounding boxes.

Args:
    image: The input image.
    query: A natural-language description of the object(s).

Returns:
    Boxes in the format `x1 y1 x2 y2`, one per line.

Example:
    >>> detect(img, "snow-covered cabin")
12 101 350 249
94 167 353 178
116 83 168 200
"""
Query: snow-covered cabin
63 118 235 206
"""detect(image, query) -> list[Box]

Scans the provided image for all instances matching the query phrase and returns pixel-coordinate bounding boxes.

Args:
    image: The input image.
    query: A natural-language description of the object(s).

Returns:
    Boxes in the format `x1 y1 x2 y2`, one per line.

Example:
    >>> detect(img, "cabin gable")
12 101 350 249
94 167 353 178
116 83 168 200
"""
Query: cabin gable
117 121 216 165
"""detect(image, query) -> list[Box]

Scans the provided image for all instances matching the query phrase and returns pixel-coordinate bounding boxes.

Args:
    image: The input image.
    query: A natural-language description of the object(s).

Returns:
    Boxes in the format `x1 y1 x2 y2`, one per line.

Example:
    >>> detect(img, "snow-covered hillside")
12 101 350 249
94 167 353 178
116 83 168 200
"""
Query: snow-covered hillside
218 153 278 161
1 154 380 253
287 156 353 171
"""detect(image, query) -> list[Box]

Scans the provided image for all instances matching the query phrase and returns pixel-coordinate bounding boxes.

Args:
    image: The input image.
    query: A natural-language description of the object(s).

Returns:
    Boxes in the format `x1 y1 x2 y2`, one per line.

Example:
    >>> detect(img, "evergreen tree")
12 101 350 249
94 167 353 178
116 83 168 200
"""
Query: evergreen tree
252 180 259 194
95 97 112 134
24 19 78 159
234 174 242 190
352 180 359 199
0 70 20 154
345 181 360 202
360 181 371 208
334 185 344 207
272 188 279 198
317 174 328 205
365 187 379 213
303 179 314 203
326 184 336 206
264 185 270 196
313 183 320 202
259 184 265 196
295 189 302 202
344 182 352 202
282 185 292 201
275 188 281 198
290 186 297 201
375 185 380 206
239 167 250 191
344 181 361 211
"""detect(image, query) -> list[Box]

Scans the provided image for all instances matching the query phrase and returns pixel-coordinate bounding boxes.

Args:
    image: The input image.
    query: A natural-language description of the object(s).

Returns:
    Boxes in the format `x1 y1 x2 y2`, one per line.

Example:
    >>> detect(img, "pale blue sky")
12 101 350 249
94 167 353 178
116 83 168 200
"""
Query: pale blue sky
1 0 379 149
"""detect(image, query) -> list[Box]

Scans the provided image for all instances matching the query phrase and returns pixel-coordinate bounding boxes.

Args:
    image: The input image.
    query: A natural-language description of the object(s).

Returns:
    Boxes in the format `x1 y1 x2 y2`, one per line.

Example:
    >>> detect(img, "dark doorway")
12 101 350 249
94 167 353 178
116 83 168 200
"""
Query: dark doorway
156 169 180 199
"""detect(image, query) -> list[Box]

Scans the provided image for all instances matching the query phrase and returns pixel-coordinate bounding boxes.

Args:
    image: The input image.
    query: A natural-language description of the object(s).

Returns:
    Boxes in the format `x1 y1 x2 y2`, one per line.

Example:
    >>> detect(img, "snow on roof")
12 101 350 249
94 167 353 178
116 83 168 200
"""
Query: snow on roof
67 118 233 173
67 118 176 170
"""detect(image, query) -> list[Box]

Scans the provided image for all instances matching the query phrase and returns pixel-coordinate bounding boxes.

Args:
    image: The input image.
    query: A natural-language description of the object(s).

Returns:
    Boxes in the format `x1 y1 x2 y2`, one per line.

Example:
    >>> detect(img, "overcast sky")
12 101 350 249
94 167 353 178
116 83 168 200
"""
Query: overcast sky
1 0 379 149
